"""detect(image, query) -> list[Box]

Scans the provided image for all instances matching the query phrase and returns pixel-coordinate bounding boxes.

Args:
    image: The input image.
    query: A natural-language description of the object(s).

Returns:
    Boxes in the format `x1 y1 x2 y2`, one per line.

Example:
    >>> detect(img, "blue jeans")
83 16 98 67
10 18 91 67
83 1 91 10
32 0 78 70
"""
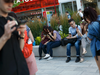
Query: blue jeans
67 40 81 57
39 42 46 57
47 41 61 57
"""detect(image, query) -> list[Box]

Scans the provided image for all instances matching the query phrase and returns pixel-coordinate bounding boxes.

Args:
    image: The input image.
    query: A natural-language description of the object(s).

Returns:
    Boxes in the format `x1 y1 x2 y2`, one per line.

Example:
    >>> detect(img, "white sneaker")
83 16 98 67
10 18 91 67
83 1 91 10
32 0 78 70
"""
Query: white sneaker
43 54 50 59
47 57 53 61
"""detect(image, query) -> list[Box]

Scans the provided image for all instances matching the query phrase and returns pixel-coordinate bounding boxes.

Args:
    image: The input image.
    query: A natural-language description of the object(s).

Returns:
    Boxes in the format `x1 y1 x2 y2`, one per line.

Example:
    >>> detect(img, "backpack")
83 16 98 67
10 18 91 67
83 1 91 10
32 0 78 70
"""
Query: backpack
60 25 79 46
22 30 33 58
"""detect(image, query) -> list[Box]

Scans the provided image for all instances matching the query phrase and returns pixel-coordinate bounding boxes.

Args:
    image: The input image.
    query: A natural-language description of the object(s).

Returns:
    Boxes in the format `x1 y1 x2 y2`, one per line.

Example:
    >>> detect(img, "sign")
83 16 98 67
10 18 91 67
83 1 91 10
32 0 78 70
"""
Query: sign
43 11 53 26
12 0 59 13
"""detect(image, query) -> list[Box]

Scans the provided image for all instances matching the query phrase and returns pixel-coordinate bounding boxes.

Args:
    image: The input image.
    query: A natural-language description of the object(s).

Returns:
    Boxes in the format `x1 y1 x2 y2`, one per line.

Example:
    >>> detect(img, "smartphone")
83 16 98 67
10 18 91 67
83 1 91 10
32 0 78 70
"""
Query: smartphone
12 20 27 29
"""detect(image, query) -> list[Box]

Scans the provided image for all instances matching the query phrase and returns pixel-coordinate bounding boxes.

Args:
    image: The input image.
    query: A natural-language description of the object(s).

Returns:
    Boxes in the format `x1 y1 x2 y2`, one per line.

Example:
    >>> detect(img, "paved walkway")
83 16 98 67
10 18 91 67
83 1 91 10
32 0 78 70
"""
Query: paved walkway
35 57 99 75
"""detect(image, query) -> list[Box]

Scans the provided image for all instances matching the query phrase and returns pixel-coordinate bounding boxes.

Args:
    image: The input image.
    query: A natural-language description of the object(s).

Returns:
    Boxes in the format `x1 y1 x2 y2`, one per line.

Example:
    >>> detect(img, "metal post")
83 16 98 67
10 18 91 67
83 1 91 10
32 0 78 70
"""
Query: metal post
54 0 56 13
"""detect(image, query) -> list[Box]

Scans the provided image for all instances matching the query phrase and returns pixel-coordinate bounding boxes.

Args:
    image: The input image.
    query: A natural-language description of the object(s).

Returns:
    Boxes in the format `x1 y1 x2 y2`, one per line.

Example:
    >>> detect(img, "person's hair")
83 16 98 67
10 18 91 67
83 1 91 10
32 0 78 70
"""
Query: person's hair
8 12 18 20
83 6 98 23
43 25 48 34
66 11 69 13
79 9 81 11
80 21 87 35
48 26 54 33
68 19 74 23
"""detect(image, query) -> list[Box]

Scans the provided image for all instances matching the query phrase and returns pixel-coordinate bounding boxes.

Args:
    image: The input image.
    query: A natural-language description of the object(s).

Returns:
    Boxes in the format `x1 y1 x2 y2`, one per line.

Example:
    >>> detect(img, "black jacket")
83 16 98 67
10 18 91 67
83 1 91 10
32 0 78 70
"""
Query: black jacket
0 16 29 75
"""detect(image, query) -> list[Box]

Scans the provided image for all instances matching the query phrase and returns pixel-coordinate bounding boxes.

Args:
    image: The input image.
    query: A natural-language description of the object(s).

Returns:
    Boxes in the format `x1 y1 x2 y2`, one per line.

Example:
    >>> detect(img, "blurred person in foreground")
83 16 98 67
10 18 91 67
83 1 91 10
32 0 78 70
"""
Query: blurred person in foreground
0 0 29 75
83 6 100 74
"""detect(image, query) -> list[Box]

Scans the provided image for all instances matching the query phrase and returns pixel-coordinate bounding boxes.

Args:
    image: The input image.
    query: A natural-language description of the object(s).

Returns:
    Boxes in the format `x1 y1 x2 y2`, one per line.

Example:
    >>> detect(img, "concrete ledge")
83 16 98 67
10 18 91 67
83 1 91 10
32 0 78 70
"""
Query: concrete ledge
33 45 92 57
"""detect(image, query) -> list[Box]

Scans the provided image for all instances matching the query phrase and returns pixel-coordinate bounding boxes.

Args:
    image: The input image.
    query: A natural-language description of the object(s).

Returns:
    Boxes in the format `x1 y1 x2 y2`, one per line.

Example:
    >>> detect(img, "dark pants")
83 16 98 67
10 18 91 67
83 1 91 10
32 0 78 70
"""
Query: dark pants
39 42 47 57
47 41 61 57
67 40 81 57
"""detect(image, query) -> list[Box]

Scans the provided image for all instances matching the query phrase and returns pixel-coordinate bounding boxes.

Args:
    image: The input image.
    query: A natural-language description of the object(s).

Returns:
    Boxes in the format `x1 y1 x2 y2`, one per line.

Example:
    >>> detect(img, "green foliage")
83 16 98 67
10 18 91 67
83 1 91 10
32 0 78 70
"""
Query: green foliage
72 12 81 25
59 31 69 39
35 36 41 45
60 15 69 34
50 16 59 31
96 7 100 15
66 8 74 16
27 18 47 38
13 0 23 8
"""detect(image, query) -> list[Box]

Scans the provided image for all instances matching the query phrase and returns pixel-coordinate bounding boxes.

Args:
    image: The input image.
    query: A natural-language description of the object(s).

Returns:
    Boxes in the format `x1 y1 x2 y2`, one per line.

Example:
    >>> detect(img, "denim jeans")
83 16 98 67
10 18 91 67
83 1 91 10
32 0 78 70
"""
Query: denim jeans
67 40 81 57
47 41 61 57
39 42 46 57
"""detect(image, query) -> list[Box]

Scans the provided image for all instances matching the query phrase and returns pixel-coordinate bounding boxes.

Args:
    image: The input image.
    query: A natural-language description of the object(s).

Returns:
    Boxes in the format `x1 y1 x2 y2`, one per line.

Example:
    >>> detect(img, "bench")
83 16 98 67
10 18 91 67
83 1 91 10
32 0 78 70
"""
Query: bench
33 45 92 57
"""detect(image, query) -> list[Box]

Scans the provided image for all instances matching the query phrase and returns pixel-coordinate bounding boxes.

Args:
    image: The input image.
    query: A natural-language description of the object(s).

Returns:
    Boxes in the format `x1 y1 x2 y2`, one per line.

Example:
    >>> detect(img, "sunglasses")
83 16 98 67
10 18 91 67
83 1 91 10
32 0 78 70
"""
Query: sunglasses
4 0 14 3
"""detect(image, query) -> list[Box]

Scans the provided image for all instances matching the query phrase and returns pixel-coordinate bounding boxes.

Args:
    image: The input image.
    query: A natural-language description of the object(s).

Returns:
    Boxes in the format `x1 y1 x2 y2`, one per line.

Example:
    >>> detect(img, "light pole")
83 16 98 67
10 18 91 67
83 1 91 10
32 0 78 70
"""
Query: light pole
54 0 56 13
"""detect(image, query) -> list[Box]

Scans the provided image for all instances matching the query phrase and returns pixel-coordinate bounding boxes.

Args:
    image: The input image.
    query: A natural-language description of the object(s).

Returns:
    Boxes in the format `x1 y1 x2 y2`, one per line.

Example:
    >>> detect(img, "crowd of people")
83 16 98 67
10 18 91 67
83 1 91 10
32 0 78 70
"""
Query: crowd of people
0 0 100 75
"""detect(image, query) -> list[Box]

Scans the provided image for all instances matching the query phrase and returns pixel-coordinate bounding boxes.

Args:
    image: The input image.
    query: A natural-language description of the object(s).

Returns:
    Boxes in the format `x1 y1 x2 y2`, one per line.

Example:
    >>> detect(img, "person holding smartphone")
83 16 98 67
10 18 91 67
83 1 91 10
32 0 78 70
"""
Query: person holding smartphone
76 21 91 62
0 0 29 75
66 19 81 63
38 26 50 60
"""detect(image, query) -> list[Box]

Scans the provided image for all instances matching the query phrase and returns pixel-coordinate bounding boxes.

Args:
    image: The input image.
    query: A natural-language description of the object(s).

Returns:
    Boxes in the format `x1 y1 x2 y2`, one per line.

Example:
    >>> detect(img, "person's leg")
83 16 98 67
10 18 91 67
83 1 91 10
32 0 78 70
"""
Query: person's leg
38 42 43 60
49 41 61 57
66 43 73 63
42 45 47 54
81 38 88 54
44 42 53 59
74 40 81 62
95 56 100 74
47 41 61 60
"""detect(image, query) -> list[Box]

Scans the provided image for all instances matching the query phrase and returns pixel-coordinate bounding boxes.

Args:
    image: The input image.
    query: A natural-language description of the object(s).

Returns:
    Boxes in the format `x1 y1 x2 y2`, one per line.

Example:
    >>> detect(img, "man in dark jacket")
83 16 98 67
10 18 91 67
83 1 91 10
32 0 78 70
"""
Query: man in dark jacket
0 0 29 75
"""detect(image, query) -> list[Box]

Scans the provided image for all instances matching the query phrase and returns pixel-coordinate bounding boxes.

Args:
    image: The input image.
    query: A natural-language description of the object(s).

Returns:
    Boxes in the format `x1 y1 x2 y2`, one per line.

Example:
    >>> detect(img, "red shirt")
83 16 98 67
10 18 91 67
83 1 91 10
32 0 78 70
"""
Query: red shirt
41 32 50 44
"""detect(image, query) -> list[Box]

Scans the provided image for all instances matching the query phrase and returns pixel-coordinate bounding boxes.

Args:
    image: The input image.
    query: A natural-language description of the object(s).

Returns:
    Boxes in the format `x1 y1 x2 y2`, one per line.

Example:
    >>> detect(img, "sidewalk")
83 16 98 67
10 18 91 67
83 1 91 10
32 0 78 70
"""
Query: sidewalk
35 57 99 75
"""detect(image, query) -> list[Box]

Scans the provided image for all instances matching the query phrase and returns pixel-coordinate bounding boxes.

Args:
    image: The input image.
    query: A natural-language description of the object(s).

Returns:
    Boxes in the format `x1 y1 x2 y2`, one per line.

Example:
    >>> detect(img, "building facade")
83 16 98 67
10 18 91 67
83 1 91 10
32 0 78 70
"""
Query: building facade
59 0 100 14
12 0 59 18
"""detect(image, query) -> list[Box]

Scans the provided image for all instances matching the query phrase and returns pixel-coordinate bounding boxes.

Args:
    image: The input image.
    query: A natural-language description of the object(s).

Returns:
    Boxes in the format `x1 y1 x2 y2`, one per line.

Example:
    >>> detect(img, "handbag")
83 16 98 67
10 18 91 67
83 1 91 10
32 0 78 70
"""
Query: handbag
61 38 77 46
22 30 33 58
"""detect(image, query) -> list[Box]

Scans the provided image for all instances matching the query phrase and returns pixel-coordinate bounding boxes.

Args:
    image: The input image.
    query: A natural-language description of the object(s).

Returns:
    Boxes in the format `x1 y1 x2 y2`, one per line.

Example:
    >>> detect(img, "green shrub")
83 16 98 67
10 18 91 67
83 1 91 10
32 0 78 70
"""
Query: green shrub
60 15 69 34
59 31 69 39
35 36 41 45
27 18 46 38
72 12 81 25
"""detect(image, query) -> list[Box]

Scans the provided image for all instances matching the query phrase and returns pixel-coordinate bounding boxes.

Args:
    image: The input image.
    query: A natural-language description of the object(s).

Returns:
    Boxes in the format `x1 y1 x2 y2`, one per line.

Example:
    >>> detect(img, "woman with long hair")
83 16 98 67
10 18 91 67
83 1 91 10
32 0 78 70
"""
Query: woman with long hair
77 21 91 62
38 25 50 60
83 6 100 73
43 26 61 60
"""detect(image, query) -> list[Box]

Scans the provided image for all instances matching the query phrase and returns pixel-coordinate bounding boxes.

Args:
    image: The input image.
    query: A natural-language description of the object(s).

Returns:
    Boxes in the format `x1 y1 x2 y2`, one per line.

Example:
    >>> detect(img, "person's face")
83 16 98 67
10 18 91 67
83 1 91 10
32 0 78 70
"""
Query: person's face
0 0 14 14
69 21 75 28
80 24 83 29
86 18 90 23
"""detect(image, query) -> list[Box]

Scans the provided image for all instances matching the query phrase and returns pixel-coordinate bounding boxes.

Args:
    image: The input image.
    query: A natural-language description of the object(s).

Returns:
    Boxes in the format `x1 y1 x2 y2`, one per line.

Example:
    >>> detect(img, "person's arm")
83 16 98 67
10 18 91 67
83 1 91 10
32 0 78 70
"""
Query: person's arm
0 20 16 50
48 32 56 40
41 34 46 41
17 25 26 50
29 30 34 43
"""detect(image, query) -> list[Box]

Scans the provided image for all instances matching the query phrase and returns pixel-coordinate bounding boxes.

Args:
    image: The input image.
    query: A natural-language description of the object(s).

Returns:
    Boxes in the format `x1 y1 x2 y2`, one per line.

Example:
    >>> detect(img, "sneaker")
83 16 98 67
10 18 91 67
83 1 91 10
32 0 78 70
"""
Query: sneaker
43 54 50 59
47 57 53 61
75 57 80 62
66 57 71 63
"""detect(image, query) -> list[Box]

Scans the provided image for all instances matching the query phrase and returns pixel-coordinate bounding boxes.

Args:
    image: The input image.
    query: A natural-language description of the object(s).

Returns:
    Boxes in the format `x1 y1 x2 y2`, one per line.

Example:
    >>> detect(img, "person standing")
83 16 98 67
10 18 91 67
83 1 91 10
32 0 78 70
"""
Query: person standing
78 9 83 20
23 25 38 75
0 0 29 75
66 11 71 20
83 6 100 74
